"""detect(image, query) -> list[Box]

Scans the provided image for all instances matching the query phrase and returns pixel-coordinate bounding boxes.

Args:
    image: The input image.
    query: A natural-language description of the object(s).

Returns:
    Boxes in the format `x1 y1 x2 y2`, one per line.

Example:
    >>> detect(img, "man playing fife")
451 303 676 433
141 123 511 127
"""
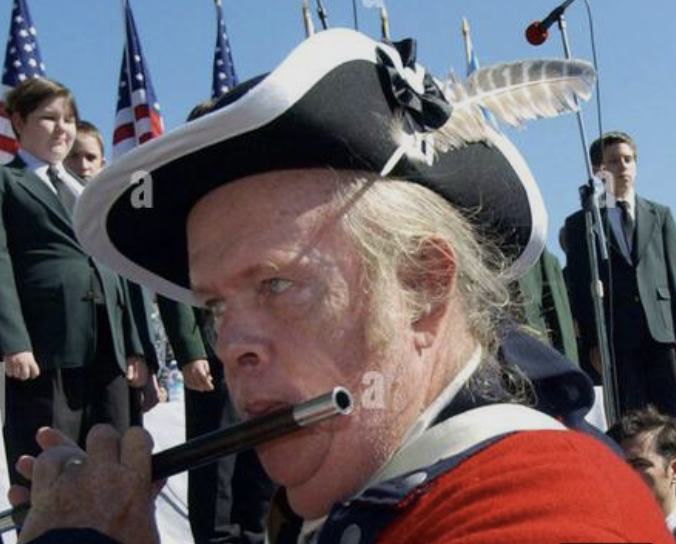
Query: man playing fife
11 29 673 543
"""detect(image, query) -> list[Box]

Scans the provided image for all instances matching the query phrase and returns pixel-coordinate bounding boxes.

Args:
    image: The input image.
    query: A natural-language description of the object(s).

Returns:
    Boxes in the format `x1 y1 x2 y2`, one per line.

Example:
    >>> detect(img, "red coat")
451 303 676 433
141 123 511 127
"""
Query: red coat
377 430 672 543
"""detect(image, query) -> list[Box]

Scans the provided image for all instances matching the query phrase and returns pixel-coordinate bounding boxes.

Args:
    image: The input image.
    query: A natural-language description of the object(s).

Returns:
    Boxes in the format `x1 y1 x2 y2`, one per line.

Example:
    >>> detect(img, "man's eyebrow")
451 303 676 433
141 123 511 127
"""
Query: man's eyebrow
625 454 652 465
190 260 287 296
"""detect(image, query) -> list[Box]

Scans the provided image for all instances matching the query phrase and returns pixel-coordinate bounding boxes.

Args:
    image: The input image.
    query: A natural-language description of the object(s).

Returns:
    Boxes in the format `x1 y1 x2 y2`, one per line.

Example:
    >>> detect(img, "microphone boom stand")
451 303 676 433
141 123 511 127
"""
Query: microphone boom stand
556 14 619 425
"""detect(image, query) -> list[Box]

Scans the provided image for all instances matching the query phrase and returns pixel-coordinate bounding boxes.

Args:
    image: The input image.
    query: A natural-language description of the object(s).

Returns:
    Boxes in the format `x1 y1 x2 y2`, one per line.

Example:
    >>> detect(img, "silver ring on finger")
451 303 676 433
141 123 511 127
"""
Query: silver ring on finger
63 457 84 470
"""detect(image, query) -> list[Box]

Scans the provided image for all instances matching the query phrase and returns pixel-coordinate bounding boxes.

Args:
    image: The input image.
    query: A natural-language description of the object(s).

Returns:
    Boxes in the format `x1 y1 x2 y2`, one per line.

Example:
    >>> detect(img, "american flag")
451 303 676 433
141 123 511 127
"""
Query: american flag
0 0 46 164
112 0 163 159
211 0 238 99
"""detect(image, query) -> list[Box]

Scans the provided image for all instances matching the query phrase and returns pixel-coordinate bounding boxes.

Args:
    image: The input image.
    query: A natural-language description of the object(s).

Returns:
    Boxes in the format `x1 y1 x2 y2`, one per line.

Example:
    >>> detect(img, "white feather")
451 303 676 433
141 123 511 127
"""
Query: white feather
437 58 596 148
437 71 493 149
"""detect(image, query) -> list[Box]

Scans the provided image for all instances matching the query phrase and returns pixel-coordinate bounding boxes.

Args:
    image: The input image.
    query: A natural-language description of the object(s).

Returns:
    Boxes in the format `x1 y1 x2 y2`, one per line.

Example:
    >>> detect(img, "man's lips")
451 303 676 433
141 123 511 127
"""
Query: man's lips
242 400 292 420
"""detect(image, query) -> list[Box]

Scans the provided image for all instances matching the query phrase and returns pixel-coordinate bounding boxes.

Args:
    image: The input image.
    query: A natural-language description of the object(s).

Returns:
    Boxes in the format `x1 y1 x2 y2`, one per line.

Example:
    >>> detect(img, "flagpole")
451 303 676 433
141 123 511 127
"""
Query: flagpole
120 1 132 108
120 0 129 66
316 0 329 30
351 0 359 31
461 18 471 70
302 0 315 37
380 6 390 42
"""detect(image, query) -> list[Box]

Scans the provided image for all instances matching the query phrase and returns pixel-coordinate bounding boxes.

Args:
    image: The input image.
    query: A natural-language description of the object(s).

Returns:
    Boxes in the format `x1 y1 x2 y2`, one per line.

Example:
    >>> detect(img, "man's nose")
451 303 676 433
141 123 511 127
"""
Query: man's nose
216 314 272 373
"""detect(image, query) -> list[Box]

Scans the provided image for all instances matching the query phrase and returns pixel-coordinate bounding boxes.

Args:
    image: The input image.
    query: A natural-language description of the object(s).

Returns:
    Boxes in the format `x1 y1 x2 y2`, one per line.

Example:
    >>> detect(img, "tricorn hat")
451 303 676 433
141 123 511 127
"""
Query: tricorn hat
74 28 591 306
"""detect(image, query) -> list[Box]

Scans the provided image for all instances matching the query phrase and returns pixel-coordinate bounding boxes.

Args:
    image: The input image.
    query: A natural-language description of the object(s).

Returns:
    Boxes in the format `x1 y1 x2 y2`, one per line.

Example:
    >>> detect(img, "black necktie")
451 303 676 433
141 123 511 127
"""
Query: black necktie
47 166 75 215
47 166 104 304
617 200 634 252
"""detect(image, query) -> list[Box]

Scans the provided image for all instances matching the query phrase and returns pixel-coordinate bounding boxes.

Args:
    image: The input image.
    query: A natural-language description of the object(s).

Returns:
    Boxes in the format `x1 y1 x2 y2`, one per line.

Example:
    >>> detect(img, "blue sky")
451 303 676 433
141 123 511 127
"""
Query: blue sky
3 0 675 262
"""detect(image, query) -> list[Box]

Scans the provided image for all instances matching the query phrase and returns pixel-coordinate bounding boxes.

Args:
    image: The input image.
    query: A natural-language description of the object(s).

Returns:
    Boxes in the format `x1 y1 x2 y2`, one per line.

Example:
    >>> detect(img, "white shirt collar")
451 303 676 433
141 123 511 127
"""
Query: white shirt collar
297 517 325 544
619 190 636 220
398 346 483 450
666 508 676 531
607 189 636 220
17 149 83 196
18 148 50 173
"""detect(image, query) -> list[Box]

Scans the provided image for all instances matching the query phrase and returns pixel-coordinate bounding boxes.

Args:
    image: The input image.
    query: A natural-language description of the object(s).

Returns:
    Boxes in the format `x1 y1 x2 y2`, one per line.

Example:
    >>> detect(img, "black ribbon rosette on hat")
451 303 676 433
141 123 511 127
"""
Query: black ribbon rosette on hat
376 38 452 135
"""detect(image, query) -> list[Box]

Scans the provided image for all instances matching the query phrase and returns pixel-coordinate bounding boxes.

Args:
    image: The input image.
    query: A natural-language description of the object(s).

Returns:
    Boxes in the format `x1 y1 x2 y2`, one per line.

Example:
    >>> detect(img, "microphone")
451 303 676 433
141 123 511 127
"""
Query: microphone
525 0 577 45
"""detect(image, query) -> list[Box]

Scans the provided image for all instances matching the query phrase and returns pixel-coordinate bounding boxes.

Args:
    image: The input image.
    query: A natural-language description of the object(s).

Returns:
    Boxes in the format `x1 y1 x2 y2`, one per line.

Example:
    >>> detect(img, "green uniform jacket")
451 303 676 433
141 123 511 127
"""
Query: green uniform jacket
156 295 209 367
516 247 579 365
127 282 161 372
0 159 143 371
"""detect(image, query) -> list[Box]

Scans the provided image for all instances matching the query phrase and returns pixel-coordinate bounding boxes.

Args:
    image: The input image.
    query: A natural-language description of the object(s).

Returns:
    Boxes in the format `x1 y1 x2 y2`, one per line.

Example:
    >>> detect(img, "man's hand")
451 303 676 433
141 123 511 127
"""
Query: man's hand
139 373 162 413
589 347 602 375
12 425 159 544
181 359 214 392
126 356 149 388
4 351 40 381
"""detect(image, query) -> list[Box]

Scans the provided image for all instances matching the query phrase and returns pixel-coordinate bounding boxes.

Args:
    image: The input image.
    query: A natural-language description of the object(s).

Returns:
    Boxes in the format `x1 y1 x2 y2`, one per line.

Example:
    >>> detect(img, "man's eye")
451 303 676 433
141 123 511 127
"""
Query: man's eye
207 299 227 319
202 302 225 351
264 278 293 294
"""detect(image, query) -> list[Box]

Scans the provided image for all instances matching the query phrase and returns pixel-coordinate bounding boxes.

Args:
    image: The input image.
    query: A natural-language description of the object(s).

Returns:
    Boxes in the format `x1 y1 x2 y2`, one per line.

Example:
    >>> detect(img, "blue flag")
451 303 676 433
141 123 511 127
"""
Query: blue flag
212 0 238 99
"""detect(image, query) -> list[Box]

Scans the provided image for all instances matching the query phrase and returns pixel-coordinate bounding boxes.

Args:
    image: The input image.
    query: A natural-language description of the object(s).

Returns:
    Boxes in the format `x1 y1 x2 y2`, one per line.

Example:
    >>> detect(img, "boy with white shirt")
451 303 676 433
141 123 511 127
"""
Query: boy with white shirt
0 77 146 488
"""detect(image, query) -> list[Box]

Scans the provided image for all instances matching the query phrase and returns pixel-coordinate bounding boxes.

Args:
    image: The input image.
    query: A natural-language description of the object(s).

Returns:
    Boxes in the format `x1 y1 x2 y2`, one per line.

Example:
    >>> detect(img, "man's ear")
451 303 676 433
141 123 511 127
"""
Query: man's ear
400 237 457 348
669 457 676 485
10 112 24 138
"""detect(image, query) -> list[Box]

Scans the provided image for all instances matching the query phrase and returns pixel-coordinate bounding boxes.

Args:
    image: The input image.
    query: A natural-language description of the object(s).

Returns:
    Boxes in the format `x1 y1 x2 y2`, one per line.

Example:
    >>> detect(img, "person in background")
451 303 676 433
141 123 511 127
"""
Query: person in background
0 77 146 488
65 119 164 417
564 131 676 416
10 30 673 544
512 246 579 365
607 405 676 536
63 120 105 181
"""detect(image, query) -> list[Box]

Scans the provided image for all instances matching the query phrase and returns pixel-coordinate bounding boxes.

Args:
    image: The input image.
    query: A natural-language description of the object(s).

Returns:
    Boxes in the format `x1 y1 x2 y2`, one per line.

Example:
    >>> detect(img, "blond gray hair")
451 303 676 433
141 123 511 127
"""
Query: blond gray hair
334 174 511 357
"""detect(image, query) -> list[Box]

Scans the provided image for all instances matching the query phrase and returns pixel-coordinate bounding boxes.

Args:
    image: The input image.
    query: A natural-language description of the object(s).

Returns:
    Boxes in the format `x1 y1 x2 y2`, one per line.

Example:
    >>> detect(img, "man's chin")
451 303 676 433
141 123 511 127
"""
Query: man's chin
48 150 69 164
257 432 326 487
